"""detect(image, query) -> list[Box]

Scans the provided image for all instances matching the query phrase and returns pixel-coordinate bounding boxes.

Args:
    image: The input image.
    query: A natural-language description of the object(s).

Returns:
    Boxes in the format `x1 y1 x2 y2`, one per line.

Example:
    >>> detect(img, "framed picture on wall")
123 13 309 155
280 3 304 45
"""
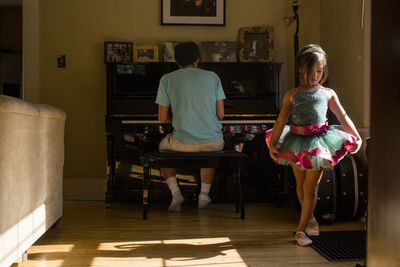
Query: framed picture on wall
201 41 236 62
133 45 159 62
104 42 133 63
161 0 225 26
239 26 273 62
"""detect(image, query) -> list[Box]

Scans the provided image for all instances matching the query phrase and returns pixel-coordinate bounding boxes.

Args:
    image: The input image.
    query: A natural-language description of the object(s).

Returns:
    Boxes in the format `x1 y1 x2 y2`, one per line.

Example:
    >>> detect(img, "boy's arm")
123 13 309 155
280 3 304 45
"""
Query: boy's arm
216 99 224 121
158 104 172 123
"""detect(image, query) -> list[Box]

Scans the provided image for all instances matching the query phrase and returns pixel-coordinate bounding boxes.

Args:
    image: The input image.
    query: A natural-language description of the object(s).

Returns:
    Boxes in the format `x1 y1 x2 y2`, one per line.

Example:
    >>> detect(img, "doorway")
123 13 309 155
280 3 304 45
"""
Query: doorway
0 1 22 99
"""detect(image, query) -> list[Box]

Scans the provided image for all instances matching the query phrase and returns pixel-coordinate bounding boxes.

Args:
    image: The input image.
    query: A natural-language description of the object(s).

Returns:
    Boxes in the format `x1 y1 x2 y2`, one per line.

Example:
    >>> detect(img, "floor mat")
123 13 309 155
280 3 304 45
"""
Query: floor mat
309 230 366 261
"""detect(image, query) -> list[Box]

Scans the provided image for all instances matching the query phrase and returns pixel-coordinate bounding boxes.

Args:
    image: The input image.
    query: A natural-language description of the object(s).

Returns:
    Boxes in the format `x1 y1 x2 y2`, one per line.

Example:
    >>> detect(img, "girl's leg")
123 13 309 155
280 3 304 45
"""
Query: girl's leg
293 166 318 224
292 166 306 206
296 169 324 232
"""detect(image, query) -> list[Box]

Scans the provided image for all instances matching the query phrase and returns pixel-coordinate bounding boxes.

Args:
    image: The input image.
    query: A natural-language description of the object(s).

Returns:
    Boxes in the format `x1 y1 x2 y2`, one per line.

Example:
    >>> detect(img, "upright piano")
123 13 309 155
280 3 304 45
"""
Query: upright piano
105 61 283 204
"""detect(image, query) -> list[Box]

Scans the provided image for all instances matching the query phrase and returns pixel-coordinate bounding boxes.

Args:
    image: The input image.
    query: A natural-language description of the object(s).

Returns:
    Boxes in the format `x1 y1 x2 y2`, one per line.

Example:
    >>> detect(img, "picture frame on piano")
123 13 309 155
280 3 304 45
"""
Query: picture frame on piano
161 0 225 26
201 41 237 62
133 45 159 62
104 41 133 63
239 26 273 62
162 41 180 62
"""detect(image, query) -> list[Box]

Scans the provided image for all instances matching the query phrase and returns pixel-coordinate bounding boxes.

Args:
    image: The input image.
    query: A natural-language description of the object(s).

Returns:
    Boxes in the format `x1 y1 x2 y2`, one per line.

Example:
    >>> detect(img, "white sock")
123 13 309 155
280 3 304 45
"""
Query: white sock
199 183 211 198
198 183 211 208
166 176 183 212
166 176 181 196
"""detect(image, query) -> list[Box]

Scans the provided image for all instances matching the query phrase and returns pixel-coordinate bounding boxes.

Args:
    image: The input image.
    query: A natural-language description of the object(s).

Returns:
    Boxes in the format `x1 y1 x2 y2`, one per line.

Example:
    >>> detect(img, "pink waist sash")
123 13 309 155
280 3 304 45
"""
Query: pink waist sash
290 122 330 136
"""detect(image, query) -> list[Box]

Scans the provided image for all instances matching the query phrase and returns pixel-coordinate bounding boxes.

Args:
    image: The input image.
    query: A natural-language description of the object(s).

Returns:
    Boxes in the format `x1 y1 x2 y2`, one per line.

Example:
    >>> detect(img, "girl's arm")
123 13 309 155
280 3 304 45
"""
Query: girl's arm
327 89 362 153
268 90 292 161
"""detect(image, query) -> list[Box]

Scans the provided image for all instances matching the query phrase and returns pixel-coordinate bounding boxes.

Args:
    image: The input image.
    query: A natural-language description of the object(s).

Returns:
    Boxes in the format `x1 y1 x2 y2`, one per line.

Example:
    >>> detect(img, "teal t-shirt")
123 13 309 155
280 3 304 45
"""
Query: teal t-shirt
155 67 226 144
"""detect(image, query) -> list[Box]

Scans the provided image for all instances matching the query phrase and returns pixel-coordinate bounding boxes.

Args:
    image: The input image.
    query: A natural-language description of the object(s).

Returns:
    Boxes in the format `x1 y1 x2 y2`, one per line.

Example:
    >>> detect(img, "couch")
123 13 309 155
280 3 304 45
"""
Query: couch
0 95 66 267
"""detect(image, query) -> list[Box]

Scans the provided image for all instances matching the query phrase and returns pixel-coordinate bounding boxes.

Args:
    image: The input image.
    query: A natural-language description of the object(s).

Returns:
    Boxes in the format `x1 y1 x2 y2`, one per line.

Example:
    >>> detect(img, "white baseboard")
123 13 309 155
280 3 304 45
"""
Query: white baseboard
63 178 106 200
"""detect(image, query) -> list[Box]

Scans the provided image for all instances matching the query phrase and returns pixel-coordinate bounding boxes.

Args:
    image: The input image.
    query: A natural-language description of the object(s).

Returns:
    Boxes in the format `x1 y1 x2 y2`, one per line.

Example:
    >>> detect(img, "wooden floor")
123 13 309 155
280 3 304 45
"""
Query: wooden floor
16 200 365 267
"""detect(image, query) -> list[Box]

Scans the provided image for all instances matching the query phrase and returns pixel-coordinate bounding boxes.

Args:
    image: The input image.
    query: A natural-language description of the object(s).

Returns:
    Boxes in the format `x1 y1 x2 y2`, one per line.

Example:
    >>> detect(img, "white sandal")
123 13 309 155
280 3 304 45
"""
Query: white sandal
295 231 313 246
306 218 320 236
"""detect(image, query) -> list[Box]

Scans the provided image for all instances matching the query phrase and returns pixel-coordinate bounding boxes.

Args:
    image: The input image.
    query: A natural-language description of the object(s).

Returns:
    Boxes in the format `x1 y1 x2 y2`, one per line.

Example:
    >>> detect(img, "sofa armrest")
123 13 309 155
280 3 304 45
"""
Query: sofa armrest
0 95 66 267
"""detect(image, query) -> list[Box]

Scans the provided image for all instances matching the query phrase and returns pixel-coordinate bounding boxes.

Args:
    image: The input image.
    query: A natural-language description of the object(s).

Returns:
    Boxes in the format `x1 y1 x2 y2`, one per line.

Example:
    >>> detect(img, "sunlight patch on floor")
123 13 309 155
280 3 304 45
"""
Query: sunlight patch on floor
95 237 247 267
28 244 75 253
25 245 74 267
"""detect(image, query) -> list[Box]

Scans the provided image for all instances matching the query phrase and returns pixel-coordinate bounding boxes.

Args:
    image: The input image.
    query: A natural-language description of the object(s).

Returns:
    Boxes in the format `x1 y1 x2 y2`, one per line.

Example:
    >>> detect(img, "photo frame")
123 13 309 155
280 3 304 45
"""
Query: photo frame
239 26 273 62
161 0 225 26
133 45 159 62
201 41 236 62
104 42 133 63
162 41 180 62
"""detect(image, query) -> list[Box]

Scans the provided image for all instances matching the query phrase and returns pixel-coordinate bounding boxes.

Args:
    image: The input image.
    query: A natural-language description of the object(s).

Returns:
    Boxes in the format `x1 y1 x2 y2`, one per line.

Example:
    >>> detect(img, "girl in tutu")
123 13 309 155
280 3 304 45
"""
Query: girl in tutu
265 44 362 246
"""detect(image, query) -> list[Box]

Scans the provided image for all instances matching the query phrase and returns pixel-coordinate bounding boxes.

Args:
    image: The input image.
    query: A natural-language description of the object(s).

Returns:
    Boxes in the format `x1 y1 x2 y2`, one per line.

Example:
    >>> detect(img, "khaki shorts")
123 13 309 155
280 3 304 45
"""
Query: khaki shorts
159 134 224 152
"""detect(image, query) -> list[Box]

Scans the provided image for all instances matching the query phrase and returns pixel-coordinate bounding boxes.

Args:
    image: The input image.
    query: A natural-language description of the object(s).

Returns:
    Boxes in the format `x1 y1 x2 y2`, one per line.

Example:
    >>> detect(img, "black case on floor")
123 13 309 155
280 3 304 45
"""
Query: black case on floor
335 155 367 220
315 154 367 221
315 168 338 221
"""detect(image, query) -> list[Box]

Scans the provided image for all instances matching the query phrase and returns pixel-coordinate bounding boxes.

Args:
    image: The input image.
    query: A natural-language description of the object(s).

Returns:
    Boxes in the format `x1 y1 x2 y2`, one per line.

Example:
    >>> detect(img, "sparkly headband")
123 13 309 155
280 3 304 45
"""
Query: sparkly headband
301 46 325 55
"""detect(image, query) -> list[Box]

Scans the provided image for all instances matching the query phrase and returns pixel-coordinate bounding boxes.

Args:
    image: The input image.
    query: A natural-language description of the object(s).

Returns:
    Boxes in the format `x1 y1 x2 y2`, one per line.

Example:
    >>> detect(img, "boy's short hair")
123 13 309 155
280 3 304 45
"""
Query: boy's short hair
174 42 200 67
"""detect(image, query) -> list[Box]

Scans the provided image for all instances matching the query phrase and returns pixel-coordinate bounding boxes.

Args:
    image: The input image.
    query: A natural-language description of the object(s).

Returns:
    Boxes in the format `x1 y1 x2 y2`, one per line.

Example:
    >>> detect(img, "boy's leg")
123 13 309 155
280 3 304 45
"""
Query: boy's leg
198 168 215 208
162 168 184 212
159 134 184 211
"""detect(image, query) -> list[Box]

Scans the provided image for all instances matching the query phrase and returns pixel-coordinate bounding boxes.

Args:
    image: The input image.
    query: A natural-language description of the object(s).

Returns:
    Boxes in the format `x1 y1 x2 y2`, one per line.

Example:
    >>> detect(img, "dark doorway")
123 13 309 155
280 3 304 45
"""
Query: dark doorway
0 3 22 99
368 0 400 265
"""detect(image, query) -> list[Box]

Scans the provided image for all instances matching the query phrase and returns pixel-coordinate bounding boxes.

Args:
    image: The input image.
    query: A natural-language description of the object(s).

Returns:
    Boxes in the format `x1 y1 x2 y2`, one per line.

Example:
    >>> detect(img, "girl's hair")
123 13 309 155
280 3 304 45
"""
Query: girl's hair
296 44 328 86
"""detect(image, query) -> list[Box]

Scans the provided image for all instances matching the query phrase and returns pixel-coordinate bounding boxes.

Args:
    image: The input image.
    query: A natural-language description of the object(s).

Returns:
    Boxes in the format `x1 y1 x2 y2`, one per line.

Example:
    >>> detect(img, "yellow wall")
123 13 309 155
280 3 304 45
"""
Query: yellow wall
33 0 319 198
320 0 366 127
23 0 39 101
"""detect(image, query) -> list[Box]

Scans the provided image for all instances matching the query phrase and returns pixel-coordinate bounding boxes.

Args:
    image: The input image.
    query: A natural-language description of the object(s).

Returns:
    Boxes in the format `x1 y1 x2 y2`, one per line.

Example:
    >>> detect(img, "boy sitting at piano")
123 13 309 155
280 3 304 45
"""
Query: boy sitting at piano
155 41 226 211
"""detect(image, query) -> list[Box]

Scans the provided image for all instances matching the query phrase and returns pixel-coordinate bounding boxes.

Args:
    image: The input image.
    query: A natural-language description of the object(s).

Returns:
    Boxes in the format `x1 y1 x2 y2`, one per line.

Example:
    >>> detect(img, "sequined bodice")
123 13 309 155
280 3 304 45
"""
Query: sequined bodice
290 90 328 126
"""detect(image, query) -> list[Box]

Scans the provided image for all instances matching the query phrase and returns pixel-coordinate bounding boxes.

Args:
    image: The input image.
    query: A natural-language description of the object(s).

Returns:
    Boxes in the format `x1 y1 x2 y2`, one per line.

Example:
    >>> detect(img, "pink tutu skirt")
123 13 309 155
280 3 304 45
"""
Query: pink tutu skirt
265 122 357 170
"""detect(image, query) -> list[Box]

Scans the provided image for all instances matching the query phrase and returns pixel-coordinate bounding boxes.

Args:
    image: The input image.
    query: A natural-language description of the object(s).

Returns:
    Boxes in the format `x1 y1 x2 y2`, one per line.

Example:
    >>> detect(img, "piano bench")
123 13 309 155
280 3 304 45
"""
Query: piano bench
140 150 248 220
